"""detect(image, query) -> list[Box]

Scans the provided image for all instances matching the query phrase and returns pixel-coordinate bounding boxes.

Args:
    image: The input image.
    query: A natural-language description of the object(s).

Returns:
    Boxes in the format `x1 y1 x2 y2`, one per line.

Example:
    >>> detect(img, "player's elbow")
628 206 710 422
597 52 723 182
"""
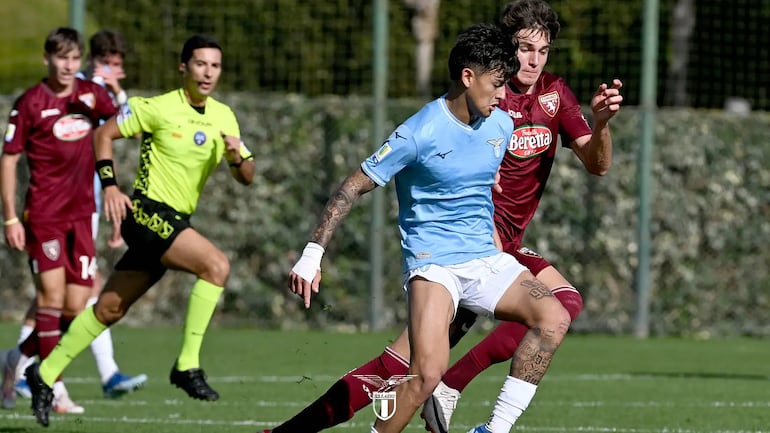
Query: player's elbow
587 160 611 176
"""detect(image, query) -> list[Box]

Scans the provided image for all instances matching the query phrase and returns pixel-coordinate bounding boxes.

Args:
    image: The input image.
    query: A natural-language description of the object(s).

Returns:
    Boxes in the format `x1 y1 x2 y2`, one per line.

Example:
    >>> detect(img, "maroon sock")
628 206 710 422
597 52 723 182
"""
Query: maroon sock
443 287 583 392
19 331 39 358
34 307 62 360
60 314 74 333
271 347 408 433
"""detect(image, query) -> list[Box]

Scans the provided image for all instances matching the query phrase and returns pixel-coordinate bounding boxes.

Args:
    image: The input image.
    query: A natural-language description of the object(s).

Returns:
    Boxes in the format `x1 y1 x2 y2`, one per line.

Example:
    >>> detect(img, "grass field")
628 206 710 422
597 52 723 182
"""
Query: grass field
0 322 768 433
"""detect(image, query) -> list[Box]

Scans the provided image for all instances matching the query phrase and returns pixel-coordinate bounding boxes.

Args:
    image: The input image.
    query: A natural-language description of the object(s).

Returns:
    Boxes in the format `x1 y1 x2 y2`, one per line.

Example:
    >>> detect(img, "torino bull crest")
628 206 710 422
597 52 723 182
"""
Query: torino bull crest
354 374 417 421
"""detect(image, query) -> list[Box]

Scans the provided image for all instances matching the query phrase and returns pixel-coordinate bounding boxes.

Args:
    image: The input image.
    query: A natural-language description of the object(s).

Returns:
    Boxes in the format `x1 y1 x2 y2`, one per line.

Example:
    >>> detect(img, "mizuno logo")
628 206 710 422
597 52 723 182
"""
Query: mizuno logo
434 150 453 159
394 131 407 140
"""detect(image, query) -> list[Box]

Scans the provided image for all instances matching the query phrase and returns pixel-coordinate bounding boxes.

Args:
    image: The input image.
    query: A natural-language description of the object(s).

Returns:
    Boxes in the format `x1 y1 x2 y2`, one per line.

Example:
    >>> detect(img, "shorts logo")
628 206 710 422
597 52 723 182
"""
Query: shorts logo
354 374 417 421
194 131 207 146
132 200 176 239
517 246 543 258
42 240 61 261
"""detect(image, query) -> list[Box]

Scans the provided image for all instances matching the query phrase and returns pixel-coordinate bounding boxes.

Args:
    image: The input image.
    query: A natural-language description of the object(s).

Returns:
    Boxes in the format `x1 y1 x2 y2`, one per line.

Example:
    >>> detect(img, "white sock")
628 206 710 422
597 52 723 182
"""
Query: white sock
486 376 537 433
86 296 119 383
17 324 34 344
14 326 36 380
52 380 67 397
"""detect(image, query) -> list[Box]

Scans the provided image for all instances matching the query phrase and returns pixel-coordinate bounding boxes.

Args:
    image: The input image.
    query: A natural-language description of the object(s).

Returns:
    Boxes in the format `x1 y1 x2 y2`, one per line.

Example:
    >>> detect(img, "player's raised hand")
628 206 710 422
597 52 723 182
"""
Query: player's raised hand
591 79 623 124
289 242 324 308
94 64 126 97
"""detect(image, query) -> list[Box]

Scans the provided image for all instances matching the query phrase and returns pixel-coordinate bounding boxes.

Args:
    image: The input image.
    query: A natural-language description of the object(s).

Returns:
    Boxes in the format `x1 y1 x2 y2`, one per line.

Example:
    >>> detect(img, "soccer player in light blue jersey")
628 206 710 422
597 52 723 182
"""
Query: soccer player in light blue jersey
288 23 571 433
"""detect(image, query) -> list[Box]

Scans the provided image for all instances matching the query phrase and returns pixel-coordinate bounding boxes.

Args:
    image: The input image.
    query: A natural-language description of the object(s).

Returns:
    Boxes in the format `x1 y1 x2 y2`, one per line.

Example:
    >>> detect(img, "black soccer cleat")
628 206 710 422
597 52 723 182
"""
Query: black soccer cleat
25 363 53 427
169 365 219 401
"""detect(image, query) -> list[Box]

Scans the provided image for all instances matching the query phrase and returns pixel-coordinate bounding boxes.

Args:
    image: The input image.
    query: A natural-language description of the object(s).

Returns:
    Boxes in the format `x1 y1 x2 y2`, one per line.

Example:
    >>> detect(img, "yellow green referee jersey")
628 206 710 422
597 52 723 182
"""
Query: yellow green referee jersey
116 89 251 214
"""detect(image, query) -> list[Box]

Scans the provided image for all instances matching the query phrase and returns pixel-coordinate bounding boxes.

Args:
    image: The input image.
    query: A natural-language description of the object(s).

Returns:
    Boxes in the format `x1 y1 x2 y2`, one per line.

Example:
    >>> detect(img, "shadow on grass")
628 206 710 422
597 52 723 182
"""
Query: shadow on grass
630 371 770 381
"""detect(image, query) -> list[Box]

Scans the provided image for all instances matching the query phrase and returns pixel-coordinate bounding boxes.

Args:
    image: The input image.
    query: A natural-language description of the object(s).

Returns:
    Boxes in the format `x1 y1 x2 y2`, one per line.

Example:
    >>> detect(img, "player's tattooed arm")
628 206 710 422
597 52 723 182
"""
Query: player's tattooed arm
311 168 376 248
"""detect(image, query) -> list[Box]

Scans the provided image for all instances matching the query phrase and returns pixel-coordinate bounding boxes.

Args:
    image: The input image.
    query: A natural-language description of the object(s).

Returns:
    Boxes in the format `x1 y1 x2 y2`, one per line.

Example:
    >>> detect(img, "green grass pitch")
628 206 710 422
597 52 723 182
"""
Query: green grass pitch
0 322 768 433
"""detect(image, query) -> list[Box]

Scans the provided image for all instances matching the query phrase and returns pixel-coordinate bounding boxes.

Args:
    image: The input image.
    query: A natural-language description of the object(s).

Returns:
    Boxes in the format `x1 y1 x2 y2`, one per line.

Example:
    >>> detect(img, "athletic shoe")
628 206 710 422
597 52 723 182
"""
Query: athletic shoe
169 365 219 401
1 348 21 410
15 377 32 399
420 381 460 433
466 425 492 433
102 372 149 398
25 363 53 427
53 390 85 414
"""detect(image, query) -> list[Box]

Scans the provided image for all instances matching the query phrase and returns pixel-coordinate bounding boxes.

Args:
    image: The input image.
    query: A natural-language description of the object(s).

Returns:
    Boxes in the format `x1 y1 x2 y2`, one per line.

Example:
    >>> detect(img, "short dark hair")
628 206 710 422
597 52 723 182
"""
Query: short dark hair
89 29 126 60
448 23 518 81
44 27 84 56
499 0 561 43
180 34 222 64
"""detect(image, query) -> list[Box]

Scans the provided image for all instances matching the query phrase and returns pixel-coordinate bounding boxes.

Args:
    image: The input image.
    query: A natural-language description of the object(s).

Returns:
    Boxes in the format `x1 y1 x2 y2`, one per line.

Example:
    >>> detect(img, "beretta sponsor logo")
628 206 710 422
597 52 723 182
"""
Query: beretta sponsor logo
52 114 91 141
507 125 552 159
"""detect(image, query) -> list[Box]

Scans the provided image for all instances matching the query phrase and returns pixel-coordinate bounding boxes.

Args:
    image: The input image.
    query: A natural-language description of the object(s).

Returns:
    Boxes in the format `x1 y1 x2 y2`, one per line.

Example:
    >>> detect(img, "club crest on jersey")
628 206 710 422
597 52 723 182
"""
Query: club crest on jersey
194 131 207 146
52 114 91 142
487 138 505 158
42 240 61 261
371 142 392 164
507 126 552 159
78 92 95 109
538 91 560 117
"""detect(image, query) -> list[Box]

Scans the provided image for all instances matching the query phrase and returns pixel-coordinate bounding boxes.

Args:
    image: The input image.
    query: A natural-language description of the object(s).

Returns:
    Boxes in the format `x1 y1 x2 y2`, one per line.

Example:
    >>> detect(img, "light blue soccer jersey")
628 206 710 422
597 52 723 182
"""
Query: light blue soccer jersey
362 96 513 272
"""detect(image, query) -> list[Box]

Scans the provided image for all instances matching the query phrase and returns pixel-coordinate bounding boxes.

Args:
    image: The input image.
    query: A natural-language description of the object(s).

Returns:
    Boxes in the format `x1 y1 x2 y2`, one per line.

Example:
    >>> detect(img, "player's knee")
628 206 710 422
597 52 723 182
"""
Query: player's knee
93 299 125 325
202 251 230 286
532 301 571 344
409 370 443 402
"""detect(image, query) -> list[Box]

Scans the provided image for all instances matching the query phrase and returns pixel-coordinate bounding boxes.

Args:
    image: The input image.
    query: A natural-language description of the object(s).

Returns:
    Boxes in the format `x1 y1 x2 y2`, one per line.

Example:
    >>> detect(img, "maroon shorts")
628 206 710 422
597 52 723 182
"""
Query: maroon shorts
510 245 551 277
25 216 95 286
498 224 552 276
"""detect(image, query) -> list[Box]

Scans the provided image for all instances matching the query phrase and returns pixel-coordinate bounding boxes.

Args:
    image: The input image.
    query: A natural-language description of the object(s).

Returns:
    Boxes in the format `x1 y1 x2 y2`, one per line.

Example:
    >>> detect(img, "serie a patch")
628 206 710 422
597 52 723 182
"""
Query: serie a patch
371 142 392 164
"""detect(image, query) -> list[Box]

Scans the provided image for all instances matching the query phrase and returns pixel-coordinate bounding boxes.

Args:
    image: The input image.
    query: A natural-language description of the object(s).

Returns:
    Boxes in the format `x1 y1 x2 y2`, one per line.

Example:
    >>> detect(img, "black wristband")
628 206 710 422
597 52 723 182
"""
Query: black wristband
229 154 253 168
96 159 118 188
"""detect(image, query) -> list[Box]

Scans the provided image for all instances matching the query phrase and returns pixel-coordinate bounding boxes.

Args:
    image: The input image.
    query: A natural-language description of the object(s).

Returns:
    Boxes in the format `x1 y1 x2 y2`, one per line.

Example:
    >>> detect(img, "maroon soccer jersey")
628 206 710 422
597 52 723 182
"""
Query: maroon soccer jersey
3 78 117 223
493 71 592 245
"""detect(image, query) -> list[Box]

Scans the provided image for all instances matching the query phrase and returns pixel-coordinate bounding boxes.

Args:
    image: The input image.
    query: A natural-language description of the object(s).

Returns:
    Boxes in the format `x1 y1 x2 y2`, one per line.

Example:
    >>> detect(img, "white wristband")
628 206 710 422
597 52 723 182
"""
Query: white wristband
116 90 128 105
291 242 324 283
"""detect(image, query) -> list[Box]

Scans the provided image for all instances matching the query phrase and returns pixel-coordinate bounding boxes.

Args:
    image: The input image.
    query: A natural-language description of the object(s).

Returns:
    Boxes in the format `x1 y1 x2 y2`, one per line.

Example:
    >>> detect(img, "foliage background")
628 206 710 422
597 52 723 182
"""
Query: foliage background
0 0 768 109
0 95 767 336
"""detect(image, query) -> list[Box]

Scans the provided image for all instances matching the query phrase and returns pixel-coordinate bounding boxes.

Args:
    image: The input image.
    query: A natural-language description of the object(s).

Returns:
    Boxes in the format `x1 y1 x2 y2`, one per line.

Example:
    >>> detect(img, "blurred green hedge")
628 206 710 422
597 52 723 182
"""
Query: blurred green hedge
0 94 768 336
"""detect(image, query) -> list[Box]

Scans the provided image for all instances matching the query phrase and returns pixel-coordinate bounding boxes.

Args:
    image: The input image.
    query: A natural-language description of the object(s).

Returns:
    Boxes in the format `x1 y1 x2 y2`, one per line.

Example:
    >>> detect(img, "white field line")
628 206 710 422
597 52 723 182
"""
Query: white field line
55 372 770 384
0 413 768 433
51 398 770 409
